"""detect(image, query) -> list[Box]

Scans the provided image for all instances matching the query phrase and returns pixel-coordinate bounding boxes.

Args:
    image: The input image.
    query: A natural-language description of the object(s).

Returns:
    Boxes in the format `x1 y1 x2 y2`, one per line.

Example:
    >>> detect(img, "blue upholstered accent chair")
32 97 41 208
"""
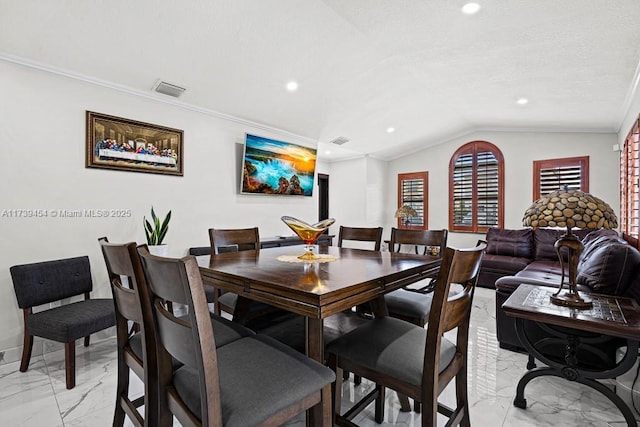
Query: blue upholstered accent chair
10 256 116 389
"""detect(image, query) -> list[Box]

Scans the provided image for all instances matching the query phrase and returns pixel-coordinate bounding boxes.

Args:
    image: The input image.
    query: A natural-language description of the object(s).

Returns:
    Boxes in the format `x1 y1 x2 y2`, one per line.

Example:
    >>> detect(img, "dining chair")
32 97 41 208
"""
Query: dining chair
327 243 485 426
99 239 256 426
137 246 335 427
384 228 449 327
10 256 116 389
98 237 157 427
336 225 384 385
208 227 276 318
337 226 383 251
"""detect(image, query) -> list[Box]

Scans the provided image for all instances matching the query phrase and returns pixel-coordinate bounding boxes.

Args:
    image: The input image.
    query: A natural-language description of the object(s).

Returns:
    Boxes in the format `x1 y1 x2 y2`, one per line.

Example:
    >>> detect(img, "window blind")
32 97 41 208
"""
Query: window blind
533 156 589 200
621 120 640 248
449 141 504 232
398 172 428 229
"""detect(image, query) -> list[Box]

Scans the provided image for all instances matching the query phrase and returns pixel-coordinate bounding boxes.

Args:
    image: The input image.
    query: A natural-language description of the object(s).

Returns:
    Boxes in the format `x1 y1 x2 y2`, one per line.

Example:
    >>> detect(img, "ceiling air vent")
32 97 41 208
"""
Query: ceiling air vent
330 136 349 146
153 80 186 98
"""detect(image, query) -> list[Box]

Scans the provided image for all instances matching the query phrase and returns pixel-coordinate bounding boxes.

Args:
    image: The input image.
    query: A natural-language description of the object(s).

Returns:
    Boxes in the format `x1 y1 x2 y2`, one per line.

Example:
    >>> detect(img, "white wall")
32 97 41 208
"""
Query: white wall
0 60 327 361
618 74 640 142
385 131 620 249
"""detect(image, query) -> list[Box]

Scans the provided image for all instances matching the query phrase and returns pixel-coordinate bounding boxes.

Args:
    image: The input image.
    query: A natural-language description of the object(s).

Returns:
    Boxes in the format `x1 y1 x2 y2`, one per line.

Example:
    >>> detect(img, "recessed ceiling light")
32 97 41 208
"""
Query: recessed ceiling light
516 98 529 105
325 150 331 155
286 81 299 92
386 127 395 133
461 2 481 15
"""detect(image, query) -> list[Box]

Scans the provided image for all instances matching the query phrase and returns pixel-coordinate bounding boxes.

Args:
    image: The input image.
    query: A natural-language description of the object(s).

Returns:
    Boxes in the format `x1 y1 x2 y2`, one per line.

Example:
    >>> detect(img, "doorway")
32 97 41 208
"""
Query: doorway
318 173 329 222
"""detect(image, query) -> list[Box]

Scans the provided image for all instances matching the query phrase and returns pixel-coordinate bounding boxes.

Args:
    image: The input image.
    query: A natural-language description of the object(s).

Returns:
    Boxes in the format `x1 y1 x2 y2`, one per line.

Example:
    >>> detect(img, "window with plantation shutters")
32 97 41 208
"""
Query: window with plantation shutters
398 172 427 230
533 156 589 200
621 117 640 249
449 141 504 232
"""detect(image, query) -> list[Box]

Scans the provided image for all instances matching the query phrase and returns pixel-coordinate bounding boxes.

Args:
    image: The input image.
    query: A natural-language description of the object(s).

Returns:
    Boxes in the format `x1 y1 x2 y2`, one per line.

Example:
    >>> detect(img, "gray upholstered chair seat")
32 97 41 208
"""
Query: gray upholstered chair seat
326 316 456 387
27 299 115 342
173 334 335 426
209 313 255 346
385 289 434 324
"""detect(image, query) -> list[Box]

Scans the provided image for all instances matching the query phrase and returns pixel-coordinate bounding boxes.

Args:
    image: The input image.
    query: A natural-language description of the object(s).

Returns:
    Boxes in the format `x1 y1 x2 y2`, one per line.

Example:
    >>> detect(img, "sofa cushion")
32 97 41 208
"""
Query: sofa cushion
581 228 620 247
534 228 590 261
577 242 640 295
480 253 531 274
579 234 624 267
485 228 533 258
521 260 564 276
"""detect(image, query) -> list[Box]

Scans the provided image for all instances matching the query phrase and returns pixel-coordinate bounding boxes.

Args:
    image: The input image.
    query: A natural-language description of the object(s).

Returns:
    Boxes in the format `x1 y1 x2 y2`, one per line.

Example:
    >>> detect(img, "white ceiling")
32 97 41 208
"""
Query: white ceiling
2 0 640 161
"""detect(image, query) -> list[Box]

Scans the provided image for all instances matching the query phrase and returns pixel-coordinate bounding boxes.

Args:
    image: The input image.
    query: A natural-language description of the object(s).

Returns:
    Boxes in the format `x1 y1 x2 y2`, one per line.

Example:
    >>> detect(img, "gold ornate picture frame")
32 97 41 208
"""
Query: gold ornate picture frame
86 111 183 176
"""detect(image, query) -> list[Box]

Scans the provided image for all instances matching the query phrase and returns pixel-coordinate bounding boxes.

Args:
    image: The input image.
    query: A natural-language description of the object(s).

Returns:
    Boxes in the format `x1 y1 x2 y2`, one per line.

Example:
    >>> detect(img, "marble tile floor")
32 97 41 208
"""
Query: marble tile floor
0 287 637 426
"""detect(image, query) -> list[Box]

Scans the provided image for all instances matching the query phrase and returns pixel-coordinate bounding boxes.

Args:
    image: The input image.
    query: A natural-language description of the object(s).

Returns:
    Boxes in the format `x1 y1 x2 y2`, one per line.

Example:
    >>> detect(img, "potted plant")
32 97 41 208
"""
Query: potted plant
144 207 171 256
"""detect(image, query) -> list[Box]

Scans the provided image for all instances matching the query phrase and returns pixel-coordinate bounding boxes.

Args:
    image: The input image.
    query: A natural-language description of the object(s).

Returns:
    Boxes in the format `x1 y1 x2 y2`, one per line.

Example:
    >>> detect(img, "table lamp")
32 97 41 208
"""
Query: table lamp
522 188 618 308
395 205 418 228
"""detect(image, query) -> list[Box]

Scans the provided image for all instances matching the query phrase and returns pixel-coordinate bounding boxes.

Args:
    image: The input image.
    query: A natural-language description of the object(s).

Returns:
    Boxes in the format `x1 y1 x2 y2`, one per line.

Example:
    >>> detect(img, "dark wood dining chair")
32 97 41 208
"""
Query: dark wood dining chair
99 239 256 426
137 246 335 427
208 227 282 321
327 243 485 427
10 256 116 389
384 228 449 327
337 226 383 251
98 237 157 427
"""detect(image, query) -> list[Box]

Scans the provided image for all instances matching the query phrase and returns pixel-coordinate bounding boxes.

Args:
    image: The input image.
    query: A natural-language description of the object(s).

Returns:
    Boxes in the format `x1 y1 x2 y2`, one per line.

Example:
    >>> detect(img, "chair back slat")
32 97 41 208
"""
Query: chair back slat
209 227 260 255
439 245 484 333
112 284 142 323
389 228 448 256
154 302 199 367
99 239 146 324
338 226 383 251
10 256 93 308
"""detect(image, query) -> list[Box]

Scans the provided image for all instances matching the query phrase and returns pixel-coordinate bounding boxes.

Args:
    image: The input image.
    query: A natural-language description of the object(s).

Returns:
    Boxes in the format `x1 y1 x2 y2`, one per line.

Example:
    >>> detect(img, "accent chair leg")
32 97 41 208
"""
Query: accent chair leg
65 342 76 389
20 334 34 372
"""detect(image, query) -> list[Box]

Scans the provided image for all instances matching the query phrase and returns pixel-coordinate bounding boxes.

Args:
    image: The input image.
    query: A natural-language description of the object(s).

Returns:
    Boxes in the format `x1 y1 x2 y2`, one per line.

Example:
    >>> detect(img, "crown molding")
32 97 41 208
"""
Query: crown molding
0 52 318 147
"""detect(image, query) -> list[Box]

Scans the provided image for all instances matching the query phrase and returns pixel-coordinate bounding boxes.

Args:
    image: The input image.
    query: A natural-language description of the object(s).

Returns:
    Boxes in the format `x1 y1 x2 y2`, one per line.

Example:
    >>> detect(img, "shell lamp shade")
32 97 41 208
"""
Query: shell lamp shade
522 189 618 309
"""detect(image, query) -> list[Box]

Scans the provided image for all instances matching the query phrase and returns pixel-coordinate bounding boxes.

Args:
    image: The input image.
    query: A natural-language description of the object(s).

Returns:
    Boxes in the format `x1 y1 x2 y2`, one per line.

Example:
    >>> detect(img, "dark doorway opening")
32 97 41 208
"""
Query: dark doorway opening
318 173 329 223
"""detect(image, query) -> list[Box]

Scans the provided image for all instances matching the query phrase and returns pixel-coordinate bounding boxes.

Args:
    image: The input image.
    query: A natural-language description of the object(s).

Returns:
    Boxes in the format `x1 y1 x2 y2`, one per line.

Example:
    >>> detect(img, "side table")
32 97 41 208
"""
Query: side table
502 284 640 426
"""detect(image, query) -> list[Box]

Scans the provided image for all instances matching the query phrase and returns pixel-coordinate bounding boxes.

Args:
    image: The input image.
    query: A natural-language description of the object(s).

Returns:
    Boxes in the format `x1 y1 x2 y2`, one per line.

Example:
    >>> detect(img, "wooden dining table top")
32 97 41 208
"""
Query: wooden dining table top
197 245 441 319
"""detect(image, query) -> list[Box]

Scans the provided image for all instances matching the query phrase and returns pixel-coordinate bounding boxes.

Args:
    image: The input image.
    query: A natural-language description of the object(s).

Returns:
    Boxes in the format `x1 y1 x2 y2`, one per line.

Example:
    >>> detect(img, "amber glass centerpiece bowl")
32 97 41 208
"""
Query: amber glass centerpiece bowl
281 216 335 260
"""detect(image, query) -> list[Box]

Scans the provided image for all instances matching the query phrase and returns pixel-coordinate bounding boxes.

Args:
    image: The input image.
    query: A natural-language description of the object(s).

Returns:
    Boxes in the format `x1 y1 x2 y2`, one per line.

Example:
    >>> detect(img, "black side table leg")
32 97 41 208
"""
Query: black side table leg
513 366 556 409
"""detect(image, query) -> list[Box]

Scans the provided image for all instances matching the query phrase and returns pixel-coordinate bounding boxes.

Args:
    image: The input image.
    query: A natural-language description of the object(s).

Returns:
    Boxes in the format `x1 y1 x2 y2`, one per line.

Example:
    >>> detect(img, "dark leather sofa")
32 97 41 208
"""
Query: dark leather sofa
481 227 640 361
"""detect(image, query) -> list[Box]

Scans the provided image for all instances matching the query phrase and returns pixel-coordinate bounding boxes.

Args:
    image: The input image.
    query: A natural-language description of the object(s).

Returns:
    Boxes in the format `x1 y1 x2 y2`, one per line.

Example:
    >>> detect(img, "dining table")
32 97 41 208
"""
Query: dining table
197 244 441 426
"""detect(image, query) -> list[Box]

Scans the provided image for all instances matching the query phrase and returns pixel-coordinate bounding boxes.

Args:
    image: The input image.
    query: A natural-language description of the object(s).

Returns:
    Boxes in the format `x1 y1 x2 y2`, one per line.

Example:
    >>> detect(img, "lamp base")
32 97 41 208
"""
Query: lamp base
550 291 593 309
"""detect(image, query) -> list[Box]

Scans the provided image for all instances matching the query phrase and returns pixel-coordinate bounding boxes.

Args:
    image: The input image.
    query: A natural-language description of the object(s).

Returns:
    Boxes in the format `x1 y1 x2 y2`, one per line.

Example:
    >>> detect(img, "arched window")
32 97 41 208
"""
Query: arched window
449 141 504 232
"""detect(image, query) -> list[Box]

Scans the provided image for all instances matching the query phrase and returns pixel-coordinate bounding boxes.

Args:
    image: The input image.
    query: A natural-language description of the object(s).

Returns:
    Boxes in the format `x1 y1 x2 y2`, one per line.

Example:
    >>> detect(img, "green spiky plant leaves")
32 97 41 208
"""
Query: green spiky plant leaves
144 207 171 245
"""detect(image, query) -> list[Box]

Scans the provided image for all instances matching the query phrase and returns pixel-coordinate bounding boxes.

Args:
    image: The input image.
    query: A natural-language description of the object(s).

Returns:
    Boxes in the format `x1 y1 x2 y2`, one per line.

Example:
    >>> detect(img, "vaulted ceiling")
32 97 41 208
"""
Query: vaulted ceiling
2 0 640 161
